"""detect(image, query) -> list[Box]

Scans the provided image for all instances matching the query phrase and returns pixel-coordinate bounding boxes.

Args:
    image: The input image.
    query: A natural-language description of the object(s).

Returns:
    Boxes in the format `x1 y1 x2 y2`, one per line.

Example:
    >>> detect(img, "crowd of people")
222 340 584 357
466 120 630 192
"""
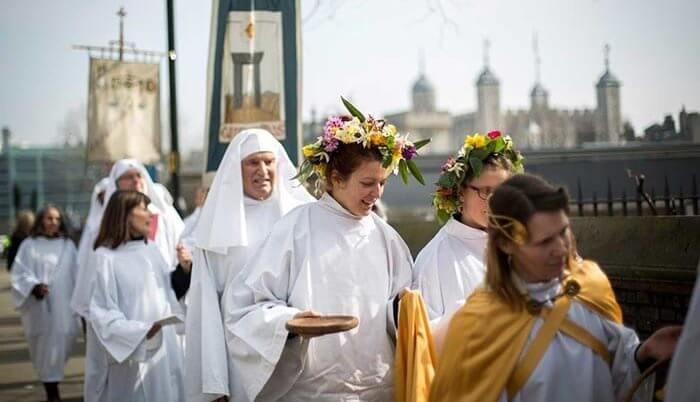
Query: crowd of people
4 100 697 402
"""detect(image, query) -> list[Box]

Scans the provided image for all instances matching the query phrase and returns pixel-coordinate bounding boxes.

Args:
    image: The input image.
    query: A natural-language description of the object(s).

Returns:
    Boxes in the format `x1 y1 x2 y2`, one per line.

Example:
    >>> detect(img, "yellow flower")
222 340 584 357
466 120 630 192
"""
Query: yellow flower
384 124 397 136
313 164 326 178
302 144 316 158
369 132 386 146
465 134 487 149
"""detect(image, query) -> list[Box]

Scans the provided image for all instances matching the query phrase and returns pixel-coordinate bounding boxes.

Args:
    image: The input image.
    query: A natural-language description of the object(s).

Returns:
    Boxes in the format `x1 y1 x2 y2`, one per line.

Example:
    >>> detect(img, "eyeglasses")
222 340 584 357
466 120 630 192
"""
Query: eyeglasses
467 185 494 201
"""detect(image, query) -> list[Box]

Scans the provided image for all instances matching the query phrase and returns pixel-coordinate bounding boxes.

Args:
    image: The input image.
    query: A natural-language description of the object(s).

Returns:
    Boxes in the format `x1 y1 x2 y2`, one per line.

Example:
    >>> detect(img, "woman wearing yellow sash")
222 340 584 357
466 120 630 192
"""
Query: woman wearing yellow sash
430 174 680 402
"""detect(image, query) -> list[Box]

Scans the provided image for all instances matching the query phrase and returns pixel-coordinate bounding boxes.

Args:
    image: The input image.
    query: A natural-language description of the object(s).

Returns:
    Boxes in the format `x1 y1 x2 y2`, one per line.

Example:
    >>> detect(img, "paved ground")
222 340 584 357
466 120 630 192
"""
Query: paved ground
0 264 85 402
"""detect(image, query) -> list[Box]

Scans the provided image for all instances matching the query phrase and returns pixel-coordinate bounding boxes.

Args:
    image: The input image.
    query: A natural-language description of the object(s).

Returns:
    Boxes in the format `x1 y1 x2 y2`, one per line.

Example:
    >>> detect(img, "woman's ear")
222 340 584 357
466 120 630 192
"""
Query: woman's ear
329 170 345 190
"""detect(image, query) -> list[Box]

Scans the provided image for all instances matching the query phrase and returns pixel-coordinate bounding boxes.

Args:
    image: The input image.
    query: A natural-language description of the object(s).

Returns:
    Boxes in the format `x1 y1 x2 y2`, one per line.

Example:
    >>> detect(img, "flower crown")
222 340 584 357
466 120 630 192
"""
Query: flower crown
433 131 524 223
296 97 430 190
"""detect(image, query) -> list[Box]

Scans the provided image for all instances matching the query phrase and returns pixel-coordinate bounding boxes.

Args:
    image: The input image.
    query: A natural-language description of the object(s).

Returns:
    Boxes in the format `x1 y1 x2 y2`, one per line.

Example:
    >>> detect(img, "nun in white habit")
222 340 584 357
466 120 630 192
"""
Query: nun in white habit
185 129 314 402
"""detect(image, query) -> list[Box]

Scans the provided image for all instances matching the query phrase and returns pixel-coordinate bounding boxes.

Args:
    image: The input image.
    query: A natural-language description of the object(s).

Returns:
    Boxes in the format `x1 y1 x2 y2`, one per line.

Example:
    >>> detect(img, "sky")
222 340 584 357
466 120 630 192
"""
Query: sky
1 0 699 156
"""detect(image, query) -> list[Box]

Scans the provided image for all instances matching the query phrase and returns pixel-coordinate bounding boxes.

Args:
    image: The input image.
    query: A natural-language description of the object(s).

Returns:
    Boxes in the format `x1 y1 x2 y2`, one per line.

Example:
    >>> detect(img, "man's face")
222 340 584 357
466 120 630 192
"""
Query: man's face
241 152 277 200
117 168 145 192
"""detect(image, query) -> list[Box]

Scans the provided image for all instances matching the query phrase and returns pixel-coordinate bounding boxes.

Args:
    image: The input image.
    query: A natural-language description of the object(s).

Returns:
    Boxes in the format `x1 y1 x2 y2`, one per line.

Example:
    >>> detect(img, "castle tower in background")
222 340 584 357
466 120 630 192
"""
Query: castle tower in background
595 44 622 144
412 53 436 113
476 40 501 133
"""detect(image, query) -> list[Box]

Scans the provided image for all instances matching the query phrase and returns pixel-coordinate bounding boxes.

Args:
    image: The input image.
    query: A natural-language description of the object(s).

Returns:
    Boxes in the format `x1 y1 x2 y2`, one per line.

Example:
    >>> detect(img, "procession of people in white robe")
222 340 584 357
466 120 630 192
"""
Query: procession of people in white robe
10 126 695 402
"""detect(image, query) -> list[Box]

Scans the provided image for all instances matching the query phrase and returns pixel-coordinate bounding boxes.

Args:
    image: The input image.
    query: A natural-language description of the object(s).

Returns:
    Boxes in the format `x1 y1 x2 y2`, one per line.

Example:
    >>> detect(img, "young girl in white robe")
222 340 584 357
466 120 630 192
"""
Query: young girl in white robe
223 108 426 401
413 131 523 326
88 190 185 402
11 205 79 402
184 129 314 402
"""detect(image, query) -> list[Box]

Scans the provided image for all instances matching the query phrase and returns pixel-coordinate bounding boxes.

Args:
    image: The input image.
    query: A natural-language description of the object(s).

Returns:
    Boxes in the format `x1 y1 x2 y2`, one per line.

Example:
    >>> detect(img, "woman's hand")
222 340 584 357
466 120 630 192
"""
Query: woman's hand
146 322 162 340
176 244 193 273
636 325 682 363
31 283 49 300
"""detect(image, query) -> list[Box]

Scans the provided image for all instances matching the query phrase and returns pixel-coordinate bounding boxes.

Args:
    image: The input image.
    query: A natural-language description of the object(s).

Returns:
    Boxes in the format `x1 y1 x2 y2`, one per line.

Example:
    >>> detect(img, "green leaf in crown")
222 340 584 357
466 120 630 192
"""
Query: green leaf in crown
432 131 524 224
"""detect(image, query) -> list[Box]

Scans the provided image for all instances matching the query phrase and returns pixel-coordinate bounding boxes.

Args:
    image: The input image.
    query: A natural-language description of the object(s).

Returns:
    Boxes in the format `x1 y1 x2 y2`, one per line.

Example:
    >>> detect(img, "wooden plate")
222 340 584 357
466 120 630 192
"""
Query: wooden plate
286 315 359 336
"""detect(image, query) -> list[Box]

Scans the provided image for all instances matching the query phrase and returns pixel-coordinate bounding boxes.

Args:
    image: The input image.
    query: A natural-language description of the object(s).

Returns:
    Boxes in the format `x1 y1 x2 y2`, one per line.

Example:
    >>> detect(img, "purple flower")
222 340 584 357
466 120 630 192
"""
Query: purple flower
402 145 417 160
323 136 339 152
322 116 343 152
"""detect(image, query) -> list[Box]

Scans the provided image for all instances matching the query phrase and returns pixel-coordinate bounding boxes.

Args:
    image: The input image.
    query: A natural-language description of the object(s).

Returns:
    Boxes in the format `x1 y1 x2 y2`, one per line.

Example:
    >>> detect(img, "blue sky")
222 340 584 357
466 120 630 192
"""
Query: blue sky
1 0 699 154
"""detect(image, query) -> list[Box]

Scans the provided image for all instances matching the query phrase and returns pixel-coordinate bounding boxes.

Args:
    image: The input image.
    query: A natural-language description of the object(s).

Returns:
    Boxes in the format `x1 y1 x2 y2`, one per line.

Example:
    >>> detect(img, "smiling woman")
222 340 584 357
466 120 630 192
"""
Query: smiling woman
221 99 424 401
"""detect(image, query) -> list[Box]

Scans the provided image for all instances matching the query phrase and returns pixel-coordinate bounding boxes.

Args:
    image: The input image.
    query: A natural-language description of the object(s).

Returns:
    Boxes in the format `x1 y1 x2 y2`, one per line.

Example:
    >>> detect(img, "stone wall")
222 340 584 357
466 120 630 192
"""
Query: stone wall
390 216 700 338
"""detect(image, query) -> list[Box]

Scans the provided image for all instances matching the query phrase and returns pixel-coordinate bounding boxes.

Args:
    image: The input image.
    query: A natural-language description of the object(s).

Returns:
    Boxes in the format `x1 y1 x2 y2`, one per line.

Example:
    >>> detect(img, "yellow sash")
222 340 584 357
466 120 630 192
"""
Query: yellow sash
429 260 622 402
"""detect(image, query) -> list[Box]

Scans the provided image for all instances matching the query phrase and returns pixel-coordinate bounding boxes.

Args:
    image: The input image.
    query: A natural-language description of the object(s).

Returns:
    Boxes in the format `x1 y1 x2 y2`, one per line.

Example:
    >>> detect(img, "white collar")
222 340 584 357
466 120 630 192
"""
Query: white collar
445 216 488 242
511 271 562 304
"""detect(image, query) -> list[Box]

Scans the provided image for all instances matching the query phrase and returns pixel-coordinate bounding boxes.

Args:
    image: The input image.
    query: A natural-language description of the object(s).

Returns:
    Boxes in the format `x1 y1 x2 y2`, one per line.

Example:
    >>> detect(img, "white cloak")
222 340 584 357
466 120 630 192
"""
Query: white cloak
222 193 413 402
665 270 700 402
184 128 315 402
500 275 652 402
10 237 80 382
185 197 287 402
412 216 487 324
89 240 185 402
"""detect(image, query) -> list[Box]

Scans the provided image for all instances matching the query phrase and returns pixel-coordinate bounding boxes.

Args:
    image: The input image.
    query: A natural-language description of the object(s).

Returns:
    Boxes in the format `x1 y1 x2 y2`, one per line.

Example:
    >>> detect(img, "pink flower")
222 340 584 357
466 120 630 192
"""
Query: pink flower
441 157 456 173
487 130 502 139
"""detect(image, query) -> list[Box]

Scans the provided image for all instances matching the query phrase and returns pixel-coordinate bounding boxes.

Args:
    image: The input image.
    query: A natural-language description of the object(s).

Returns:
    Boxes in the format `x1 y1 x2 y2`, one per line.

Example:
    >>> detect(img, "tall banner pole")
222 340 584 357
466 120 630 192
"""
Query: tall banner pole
166 0 182 210
205 0 301 171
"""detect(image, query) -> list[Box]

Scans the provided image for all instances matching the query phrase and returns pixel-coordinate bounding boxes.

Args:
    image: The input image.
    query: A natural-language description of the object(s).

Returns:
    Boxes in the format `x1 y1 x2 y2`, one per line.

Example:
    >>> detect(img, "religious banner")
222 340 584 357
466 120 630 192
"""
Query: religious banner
205 0 301 170
219 11 286 142
87 58 161 163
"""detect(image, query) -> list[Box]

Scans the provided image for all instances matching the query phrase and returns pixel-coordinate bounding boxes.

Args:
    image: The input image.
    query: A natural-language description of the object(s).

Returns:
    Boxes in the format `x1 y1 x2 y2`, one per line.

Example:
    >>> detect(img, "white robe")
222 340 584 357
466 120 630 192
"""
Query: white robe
185 197 285 402
222 193 413 402
180 206 201 250
10 237 80 382
89 240 185 402
500 276 652 402
412 216 487 324
665 270 700 402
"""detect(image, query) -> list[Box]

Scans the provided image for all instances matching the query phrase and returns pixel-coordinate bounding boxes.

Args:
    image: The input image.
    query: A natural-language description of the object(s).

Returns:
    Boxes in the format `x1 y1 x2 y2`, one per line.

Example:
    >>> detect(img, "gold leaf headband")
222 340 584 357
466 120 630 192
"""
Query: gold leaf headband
488 214 529 246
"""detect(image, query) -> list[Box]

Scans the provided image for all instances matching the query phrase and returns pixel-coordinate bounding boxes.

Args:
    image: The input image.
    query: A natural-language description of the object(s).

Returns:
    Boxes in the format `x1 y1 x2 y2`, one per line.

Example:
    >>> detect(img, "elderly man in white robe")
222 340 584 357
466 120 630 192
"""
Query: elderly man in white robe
185 129 314 402
11 205 79 402
71 159 186 402
222 106 423 401
89 189 185 402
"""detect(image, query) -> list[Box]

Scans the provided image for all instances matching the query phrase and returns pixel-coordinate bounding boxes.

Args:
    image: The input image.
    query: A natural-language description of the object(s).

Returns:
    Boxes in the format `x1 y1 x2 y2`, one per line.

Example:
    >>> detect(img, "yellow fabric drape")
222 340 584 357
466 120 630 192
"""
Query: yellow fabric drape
429 260 622 402
395 290 438 402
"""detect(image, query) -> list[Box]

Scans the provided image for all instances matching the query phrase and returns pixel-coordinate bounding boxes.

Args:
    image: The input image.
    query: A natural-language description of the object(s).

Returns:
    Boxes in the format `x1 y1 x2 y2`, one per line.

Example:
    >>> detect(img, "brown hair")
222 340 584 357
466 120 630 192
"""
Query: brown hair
461 154 515 189
94 190 151 250
324 142 383 190
485 173 571 309
30 204 69 238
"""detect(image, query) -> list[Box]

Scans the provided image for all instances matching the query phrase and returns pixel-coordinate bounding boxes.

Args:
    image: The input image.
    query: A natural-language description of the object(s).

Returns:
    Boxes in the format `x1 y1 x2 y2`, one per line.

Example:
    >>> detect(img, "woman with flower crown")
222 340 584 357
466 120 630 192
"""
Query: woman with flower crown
221 98 428 401
413 131 523 331
429 174 680 402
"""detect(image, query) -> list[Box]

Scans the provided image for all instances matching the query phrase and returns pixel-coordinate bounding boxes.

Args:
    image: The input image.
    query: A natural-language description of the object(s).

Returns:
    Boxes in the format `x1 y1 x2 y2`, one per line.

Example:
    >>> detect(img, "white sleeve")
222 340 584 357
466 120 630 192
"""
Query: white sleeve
89 252 151 364
601 319 654 402
222 228 305 402
10 240 40 308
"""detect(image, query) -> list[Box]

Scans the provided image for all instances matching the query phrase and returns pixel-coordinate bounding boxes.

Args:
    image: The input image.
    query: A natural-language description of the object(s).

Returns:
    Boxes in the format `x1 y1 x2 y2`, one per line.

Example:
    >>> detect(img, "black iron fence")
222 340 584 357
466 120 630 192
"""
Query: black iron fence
574 174 699 217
